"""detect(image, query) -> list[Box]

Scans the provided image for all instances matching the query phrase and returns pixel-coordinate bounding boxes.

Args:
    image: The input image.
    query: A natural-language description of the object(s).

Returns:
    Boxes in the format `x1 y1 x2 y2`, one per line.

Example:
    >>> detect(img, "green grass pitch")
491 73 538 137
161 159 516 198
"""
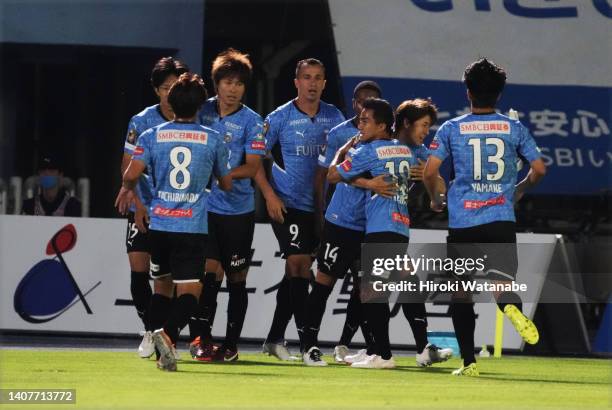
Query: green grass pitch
1 349 609 409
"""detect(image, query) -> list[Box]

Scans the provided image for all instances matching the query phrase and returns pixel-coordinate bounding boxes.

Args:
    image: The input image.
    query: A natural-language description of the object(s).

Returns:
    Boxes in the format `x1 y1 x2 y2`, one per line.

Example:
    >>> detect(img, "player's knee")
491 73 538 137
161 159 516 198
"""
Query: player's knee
176 281 202 297
315 271 335 287
205 258 223 277
228 270 248 283
153 276 173 297
128 252 150 272
286 255 310 278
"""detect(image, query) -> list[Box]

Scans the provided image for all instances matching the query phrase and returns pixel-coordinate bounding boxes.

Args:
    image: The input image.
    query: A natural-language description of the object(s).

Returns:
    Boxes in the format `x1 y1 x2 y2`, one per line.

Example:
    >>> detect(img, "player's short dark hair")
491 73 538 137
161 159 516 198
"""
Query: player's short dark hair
362 97 394 135
168 73 207 118
463 58 506 108
151 57 190 88
353 81 382 98
295 58 325 78
395 98 438 131
211 48 253 87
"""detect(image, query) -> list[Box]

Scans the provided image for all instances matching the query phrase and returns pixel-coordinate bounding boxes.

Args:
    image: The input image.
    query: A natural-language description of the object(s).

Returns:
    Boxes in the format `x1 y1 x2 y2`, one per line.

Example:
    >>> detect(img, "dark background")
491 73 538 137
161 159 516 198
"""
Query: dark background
1 0 609 240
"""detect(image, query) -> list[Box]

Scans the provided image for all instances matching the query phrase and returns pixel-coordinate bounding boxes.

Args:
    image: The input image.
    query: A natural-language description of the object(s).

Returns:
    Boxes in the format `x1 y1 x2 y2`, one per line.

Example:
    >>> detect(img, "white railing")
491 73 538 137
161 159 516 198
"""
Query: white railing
77 178 90 217
0 179 7 214
5 176 89 215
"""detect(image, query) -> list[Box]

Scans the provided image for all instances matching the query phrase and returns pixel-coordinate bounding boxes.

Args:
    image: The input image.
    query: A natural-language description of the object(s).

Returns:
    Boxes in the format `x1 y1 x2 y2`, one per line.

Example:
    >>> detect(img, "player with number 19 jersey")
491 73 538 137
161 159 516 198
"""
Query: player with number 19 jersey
132 121 229 234
337 139 418 238
429 113 541 228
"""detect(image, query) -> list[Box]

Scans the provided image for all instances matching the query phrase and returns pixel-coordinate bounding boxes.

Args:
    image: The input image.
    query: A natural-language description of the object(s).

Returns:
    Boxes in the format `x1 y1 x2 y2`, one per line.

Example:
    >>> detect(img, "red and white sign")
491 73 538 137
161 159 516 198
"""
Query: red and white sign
152 206 193 218
392 212 410 226
464 195 506 209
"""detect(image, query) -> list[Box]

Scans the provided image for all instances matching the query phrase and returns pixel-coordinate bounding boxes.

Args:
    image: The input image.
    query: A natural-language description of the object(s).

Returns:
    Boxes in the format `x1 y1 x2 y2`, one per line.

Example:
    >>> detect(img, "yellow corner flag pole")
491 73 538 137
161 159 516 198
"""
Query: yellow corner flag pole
494 307 504 358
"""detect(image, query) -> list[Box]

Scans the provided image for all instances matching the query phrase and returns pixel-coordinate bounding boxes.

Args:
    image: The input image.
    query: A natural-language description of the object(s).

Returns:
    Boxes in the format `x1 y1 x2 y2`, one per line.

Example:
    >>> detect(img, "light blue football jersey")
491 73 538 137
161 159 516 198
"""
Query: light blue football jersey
264 100 345 212
337 139 418 237
199 97 265 215
318 117 359 168
123 104 171 210
132 121 229 234
429 112 541 228
324 142 367 231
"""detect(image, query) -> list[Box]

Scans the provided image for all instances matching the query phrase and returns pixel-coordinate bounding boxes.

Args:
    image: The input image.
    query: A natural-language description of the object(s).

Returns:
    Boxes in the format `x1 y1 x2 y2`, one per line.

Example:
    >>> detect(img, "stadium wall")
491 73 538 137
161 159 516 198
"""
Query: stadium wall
0 215 557 351
0 0 205 75
328 0 612 195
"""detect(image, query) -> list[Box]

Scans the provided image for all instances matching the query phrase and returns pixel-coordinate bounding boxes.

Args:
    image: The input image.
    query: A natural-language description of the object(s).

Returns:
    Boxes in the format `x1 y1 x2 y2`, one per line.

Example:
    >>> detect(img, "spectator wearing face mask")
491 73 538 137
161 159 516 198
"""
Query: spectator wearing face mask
21 157 82 217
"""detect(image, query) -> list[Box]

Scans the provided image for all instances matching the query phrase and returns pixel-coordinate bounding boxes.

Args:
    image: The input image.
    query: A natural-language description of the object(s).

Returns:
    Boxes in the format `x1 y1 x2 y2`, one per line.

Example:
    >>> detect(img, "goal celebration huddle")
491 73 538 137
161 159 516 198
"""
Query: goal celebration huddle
115 49 546 376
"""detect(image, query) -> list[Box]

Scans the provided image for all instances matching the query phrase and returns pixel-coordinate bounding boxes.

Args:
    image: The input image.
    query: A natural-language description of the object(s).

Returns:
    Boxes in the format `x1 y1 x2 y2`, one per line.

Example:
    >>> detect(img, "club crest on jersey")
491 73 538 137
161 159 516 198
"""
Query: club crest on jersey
134 146 144 156
127 129 138 144
224 132 233 143
429 139 440 150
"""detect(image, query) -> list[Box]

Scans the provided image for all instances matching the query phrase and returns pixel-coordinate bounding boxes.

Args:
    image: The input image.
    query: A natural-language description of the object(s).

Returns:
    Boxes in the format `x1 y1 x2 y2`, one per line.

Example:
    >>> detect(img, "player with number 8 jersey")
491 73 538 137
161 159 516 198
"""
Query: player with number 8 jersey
116 73 231 372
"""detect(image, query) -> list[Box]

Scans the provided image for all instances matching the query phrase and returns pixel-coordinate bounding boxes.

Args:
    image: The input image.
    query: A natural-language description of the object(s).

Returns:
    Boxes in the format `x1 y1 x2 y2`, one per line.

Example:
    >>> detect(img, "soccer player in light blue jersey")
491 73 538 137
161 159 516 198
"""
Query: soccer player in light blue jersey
190 49 265 362
393 98 453 367
255 58 345 360
327 98 418 369
424 58 546 376
308 81 390 364
116 73 232 371
120 57 189 358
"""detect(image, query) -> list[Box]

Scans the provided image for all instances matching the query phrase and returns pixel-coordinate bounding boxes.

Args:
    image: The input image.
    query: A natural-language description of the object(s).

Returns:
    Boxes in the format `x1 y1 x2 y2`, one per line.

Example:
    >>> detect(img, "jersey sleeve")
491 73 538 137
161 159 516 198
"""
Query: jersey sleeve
214 139 231 179
124 116 143 155
131 129 152 167
416 144 432 162
263 110 283 152
332 107 346 127
319 125 342 168
245 114 266 156
336 145 374 181
429 121 452 162
516 122 542 163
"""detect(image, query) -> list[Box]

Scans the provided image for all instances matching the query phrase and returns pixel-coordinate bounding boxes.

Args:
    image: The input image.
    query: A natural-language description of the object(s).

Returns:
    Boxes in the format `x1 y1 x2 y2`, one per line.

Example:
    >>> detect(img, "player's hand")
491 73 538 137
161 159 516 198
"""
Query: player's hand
430 192 447 212
367 174 398 198
134 204 149 233
266 192 287 223
513 184 526 204
409 159 425 181
114 187 135 215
